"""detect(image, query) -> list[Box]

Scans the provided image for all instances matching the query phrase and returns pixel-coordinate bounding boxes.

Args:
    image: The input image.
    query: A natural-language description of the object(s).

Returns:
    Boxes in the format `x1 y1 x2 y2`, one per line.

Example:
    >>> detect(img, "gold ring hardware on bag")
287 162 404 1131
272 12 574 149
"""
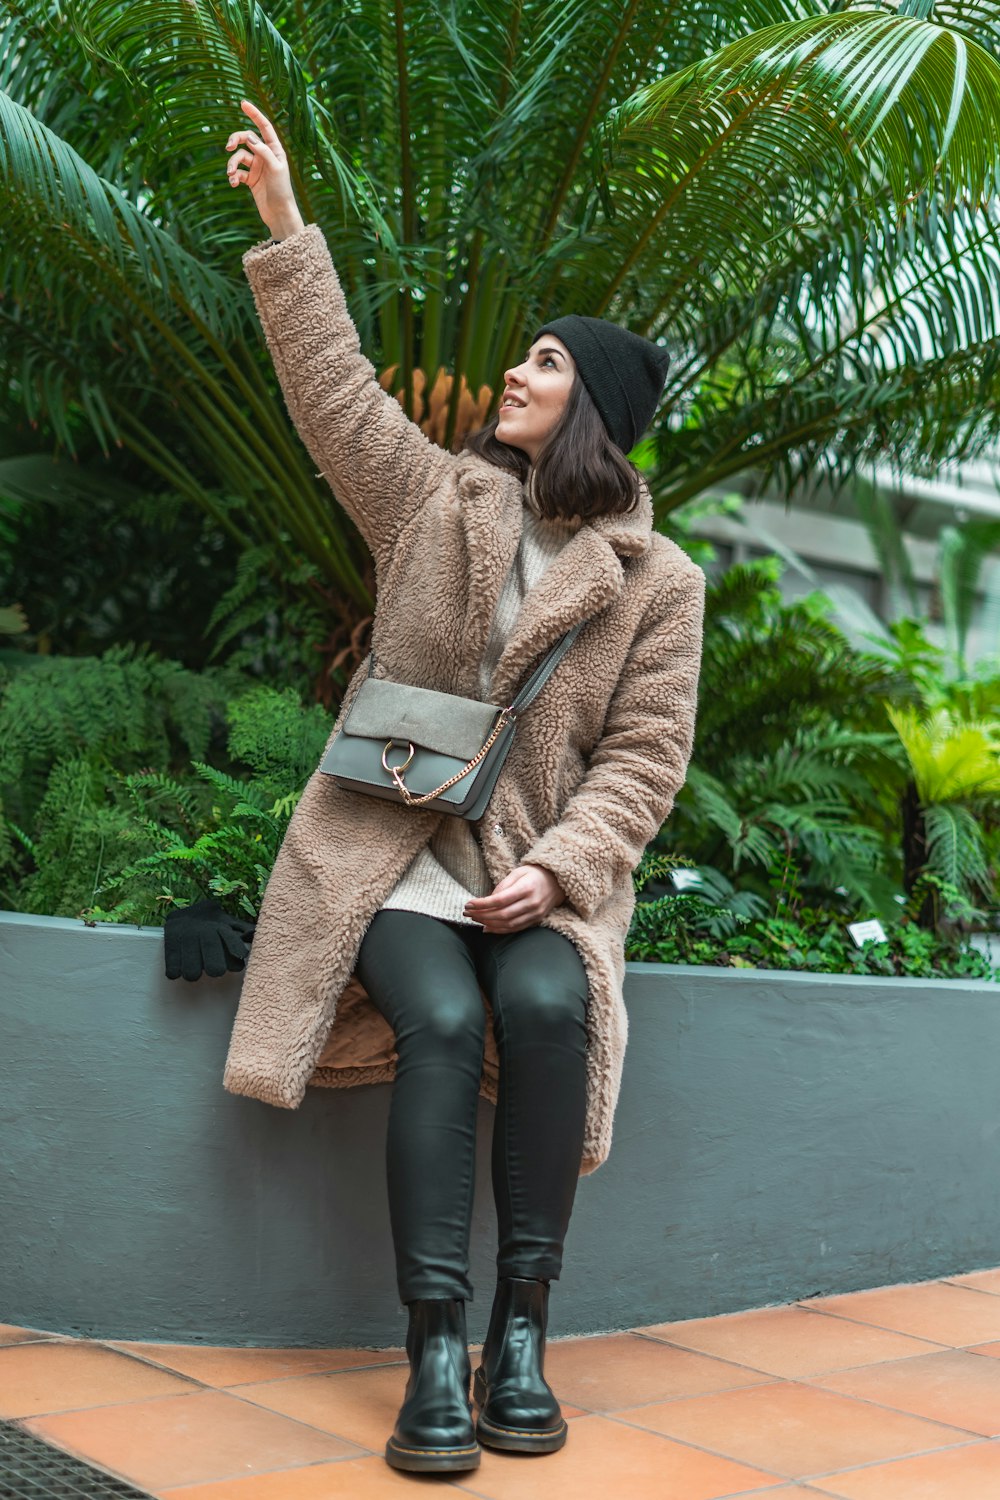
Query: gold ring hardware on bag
381 739 416 774
386 706 517 807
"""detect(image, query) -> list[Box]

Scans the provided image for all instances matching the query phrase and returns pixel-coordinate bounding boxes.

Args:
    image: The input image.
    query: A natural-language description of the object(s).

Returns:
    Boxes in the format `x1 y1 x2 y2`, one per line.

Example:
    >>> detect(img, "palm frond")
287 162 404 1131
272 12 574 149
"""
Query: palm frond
886 703 1000 801
937 518 1000 671
923 800 993 904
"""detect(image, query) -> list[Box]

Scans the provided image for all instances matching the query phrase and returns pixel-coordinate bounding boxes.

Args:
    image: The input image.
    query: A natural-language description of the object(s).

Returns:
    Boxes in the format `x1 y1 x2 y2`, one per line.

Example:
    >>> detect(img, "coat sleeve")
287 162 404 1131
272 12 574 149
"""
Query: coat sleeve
522 563 706 922
242 223 458 565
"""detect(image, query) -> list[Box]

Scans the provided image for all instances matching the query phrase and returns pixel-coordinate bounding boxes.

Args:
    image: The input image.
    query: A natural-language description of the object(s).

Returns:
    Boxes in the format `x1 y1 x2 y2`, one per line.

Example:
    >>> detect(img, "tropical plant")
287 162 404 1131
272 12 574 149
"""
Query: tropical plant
888 702 1000 927
0 463 246 663
0 670 332 921
662 554 909 912
0 642 243 906
848 472 1000 678
3 0 1000 694
628 844 997 979
636 537 999 948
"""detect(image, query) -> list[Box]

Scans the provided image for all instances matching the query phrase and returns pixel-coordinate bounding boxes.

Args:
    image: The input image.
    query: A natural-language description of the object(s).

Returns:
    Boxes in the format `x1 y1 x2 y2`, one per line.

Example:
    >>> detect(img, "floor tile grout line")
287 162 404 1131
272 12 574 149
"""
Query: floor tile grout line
19 1412 384 1495
439 1479 508 1500
102 1337 409 1362
796 1287 1000 1315
629 1327 958 1378
9 1386 999 1497
567 1380 779 1415
797 1274 1000 1301
18 1384 384 1465
754 1376 991 1441
9 1388 211 1421
797 1362 1000 1428
709 1484 837 1499
219 1362 410 1386
153 1376 395 1456
595 1410 796 1481
9 1350 998 1444
0 1341 410 1424
149 1451 451 1498
4 1415 165 1497
637 1307 959 1341
598 1404 990 1483
95 1339 411 1386
786 1305 994 1344
785 1303 960 1342
629 1328 808 1379
0 1336 69 1347
794 1432 991 1484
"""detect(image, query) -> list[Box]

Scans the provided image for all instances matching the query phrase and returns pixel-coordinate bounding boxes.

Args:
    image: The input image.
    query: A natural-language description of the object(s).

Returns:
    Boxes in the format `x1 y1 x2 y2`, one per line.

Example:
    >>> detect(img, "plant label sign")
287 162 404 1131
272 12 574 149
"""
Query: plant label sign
847 919 887 947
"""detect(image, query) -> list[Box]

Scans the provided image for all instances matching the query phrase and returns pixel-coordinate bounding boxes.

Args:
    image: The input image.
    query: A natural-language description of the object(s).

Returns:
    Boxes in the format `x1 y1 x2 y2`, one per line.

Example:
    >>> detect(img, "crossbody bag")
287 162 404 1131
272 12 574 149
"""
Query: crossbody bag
318 623 584 819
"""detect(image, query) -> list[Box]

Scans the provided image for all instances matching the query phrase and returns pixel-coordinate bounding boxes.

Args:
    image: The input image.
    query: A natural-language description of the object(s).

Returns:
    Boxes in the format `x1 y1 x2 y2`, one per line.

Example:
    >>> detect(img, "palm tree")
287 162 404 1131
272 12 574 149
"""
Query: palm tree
2 1 1000 690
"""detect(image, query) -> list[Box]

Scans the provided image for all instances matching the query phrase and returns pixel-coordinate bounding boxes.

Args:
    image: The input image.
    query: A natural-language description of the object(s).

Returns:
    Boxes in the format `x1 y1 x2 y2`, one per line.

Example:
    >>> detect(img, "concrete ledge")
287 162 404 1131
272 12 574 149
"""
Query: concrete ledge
2 910 999 1347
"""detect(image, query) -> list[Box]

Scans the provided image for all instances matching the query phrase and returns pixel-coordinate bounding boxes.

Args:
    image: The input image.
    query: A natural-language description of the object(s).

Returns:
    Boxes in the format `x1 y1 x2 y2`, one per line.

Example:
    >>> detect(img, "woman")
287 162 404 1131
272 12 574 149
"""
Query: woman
219 99 705 1474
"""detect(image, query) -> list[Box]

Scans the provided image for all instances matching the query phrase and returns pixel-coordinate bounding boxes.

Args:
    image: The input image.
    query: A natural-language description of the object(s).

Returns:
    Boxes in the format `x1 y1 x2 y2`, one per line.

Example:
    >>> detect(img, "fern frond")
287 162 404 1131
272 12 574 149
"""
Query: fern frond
190 760 270 810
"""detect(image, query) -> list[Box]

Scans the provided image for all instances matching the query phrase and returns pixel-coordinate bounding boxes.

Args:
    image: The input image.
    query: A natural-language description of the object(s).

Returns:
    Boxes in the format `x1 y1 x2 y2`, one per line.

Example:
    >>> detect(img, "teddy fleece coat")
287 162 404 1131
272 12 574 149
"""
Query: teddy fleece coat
222 223 706 1175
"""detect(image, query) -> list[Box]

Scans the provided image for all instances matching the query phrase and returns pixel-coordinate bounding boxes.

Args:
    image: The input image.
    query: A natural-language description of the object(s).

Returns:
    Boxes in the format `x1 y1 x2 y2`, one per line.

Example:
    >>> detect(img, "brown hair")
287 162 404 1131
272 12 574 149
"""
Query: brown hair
462 374 640 522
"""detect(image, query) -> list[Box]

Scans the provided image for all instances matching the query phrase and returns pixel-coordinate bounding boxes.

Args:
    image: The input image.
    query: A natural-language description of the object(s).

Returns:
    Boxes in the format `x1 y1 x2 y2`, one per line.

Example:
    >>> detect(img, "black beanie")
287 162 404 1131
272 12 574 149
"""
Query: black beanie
531 314 670 454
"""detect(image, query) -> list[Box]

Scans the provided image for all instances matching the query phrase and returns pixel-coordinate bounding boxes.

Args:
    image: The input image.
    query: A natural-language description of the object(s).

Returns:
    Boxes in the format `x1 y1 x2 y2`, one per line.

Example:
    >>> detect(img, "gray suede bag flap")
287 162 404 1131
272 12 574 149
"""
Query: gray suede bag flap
340 679 502 761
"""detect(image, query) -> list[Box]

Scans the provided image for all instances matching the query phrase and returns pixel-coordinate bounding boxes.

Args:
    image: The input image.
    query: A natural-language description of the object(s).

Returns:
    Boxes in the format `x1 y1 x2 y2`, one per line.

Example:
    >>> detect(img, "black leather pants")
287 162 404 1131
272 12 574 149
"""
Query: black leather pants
354 909 590 1305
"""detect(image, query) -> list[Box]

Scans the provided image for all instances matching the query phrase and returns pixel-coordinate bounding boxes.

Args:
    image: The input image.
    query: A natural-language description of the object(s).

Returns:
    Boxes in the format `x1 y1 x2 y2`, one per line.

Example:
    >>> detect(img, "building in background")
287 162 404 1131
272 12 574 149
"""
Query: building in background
690 450 1000 667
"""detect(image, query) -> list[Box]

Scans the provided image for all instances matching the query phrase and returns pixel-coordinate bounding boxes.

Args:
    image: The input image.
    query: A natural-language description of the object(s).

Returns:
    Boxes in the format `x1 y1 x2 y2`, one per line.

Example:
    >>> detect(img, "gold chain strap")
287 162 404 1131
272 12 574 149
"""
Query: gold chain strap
381 706 515 807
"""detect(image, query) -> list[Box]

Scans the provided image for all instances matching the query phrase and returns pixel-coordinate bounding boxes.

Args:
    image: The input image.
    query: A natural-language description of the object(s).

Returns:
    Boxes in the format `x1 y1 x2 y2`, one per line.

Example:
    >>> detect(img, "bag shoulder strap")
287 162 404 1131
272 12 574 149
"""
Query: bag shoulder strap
508 622 584 714
368 620 586 711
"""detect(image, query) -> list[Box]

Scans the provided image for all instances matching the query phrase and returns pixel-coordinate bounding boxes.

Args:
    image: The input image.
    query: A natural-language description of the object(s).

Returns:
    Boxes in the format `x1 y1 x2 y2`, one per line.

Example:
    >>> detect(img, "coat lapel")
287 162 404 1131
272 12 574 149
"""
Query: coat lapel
453 455 524 686
455 454 655 706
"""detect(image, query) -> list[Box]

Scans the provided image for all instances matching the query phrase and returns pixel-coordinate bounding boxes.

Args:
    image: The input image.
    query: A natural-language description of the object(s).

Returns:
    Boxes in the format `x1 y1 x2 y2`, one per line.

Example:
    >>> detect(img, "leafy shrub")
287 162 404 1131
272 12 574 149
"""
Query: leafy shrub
628 851 997 980
81 686 333 925
0 644 332 921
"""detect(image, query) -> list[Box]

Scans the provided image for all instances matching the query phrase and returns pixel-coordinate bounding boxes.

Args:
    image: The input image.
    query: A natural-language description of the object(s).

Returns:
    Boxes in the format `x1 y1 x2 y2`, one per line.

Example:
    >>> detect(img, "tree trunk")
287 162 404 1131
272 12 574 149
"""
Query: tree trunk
901 777 936 930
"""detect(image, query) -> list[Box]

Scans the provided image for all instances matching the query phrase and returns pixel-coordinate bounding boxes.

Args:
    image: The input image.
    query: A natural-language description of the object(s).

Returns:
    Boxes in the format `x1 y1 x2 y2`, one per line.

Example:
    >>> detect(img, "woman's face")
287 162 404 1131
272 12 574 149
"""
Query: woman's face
496 334 575 464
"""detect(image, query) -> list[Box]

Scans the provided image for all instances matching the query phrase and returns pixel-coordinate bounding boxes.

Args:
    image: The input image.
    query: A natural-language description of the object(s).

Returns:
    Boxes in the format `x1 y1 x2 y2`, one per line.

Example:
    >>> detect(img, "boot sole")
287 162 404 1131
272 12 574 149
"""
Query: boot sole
473 1368 568 1453
385 1435 481 1472
475 1410 568 1453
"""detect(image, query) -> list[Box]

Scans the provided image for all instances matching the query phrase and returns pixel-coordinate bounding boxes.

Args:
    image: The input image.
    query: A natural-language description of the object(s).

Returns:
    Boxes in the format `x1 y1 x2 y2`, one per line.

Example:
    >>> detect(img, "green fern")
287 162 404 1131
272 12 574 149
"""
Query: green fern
223 687 334 788
632 849 695 895
205 549 333 700
0 663 333 923
87 740 308 925
10 754 163 917
0 643 245 835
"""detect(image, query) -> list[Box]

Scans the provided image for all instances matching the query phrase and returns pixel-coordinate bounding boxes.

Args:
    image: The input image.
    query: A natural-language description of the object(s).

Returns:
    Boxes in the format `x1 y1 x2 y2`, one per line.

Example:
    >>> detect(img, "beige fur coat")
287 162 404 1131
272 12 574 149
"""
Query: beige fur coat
222 224 706 1175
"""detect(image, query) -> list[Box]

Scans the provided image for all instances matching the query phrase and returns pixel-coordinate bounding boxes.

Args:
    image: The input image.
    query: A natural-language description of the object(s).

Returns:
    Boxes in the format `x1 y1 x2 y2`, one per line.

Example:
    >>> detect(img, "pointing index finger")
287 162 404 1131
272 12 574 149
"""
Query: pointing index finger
240 99 278 143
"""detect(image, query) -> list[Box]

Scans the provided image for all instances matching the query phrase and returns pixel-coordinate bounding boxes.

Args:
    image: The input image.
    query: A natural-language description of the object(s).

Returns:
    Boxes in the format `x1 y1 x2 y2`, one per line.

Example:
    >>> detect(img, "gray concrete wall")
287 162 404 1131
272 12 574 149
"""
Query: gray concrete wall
2 910 999 1348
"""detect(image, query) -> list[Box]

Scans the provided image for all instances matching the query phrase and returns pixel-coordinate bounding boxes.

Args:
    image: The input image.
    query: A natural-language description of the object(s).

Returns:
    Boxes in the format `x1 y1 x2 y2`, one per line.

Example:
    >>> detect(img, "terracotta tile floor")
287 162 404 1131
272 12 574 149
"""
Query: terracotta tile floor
5 1267 1000 1497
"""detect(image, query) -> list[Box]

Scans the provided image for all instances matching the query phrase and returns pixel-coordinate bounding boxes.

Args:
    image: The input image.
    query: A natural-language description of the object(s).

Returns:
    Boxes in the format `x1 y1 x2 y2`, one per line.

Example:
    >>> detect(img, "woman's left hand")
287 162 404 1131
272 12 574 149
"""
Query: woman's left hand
465 863 566 934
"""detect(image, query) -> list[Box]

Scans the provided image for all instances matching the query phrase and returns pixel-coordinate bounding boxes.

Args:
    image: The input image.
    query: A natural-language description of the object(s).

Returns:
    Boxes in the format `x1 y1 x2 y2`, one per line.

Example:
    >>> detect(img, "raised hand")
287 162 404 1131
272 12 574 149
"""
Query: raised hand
224 99 305 239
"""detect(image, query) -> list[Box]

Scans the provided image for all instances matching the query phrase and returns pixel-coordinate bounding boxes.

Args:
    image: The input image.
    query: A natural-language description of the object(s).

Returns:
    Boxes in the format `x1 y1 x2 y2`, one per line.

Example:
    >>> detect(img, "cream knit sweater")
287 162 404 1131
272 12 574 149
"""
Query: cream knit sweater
380 477 583 926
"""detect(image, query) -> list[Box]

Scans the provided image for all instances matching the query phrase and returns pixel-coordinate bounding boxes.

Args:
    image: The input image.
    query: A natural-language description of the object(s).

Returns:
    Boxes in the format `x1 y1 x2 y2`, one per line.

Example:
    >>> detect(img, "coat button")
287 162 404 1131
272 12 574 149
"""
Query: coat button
493 822 503 836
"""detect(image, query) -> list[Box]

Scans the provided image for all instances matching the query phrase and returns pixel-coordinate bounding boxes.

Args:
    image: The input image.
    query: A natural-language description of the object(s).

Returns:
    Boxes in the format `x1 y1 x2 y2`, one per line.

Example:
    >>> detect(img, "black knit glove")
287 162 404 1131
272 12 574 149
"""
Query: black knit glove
164 898 257 982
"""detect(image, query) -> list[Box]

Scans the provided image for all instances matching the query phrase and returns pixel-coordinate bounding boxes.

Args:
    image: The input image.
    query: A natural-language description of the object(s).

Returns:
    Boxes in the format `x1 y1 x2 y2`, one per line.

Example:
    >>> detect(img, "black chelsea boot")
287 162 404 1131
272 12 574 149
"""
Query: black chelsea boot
384 1296 481 1472
473 1275 568 1453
